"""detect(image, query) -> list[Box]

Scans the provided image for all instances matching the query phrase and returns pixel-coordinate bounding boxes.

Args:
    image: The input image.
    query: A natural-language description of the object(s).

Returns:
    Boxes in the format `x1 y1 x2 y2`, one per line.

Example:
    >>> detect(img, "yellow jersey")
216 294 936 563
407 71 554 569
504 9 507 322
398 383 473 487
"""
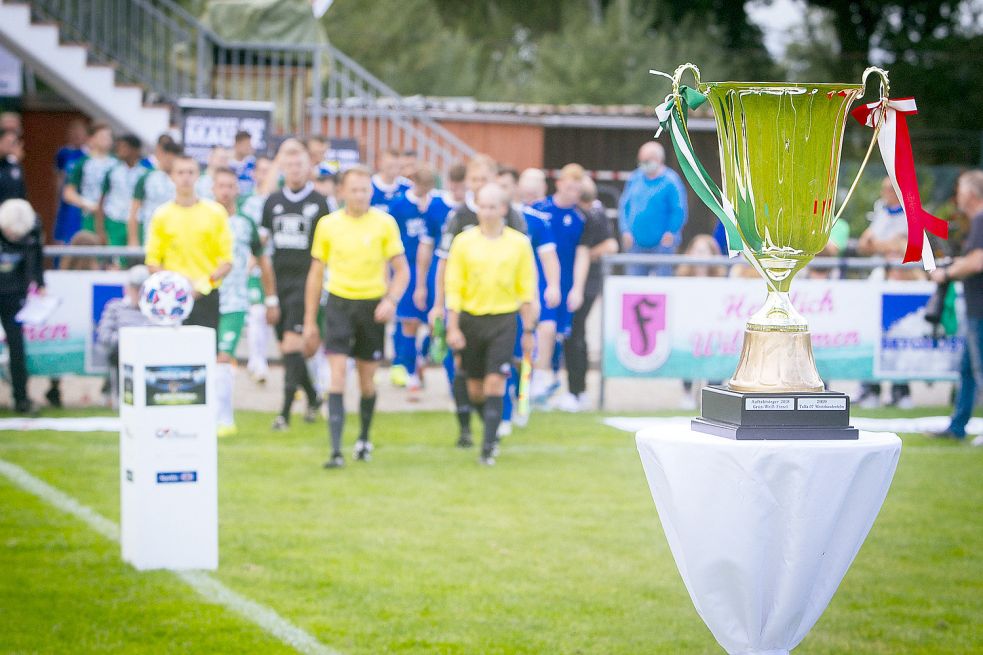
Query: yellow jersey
310 207 405 300
444 225 535 315
144 200 233 293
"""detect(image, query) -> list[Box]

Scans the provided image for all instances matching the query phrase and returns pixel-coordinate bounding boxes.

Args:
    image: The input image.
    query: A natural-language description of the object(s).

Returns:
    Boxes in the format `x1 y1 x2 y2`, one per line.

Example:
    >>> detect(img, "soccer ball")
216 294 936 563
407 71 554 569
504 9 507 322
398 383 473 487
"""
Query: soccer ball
139 271 194 325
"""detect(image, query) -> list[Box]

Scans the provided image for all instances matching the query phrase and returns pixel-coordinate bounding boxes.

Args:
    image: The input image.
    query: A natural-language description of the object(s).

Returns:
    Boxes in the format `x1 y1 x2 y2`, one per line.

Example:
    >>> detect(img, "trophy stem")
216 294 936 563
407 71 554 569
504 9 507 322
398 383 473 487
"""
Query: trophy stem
746 290 807 332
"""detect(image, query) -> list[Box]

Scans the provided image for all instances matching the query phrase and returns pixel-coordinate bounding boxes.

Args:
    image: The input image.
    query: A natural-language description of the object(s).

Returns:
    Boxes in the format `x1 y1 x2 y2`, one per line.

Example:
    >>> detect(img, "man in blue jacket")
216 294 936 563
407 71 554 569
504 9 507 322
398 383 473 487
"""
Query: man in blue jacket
618 141 687 276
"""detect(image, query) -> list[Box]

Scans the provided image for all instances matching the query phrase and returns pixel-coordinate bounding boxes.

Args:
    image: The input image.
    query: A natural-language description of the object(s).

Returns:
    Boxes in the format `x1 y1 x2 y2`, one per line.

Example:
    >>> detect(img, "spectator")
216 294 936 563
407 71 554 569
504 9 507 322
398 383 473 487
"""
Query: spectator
554 176 618 412
95 265 153 408
59 230 102 272
45 230 104 408
676 234 727 410
855 177 918 408
618 141 688 276
806 218 851 280
0 128 25 204
0 112 22 163
53 119 88 244
517 168 547 207
930 170 983 444
0 199 44 414
0 112 21 134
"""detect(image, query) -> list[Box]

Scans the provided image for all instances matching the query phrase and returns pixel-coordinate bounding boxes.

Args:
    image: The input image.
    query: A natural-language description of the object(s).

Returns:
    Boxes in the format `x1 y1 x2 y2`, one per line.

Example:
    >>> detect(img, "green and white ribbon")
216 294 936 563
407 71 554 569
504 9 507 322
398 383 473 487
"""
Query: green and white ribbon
654 85 744 257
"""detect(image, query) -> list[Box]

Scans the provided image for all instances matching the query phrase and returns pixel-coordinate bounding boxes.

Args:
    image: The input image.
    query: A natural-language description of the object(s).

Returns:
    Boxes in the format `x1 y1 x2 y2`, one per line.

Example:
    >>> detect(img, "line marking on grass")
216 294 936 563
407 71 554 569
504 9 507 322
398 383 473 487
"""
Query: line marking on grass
0 457 342 655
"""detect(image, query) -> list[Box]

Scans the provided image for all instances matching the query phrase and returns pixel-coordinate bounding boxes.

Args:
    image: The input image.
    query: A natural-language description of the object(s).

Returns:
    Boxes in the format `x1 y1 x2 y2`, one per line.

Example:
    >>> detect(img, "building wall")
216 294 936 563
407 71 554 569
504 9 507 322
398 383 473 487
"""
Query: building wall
437 121 544 170
21 109 89 243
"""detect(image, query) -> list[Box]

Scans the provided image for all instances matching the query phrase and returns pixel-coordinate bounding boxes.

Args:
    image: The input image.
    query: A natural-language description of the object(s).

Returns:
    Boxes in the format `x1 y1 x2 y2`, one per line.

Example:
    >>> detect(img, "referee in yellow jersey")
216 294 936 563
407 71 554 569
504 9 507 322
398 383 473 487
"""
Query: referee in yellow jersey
303 166 409 469
445 183 537 466
145 154 233 330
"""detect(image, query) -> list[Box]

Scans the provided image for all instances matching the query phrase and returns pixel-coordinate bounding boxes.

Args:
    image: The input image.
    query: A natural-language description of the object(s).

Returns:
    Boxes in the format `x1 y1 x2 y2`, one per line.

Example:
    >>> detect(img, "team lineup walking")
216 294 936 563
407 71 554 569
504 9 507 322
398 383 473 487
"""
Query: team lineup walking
73 125 599 467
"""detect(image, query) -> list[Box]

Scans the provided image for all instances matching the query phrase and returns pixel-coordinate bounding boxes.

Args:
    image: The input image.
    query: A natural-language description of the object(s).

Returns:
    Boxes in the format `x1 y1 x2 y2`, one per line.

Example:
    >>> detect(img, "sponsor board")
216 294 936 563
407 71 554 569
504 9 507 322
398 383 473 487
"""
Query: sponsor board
156 471 198 484
145 365 207 406
602 276 961 382
154 427 197 440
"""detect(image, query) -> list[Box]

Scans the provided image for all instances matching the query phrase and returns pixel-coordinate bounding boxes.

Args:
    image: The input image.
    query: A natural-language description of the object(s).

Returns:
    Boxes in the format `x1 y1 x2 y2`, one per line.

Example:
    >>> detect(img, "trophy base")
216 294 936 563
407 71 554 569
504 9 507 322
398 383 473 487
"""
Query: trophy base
692 386 859 441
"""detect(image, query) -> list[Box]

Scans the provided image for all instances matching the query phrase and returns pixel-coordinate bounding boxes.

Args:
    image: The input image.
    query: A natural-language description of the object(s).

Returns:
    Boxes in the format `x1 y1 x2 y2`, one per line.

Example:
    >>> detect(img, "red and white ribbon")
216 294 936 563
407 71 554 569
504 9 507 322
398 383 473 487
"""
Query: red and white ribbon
851 97 948 270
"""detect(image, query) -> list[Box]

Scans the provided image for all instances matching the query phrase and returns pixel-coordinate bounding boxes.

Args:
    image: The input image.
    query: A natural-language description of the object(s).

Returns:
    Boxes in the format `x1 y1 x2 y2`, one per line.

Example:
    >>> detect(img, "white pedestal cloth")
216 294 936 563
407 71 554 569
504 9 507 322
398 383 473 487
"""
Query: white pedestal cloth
636 427 901 655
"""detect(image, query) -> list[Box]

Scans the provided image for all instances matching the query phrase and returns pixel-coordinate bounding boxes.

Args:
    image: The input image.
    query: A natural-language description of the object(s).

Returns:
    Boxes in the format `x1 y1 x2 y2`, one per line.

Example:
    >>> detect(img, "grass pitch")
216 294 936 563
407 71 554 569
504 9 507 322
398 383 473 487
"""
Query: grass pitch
1 407 981 654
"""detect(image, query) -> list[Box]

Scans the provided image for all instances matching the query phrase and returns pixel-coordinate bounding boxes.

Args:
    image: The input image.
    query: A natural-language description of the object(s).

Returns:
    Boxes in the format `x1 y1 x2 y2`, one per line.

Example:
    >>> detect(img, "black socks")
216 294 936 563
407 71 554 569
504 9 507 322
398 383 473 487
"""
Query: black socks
452 374 471 435
359 395 377 442
482 396 503 454
328 392 344 454
281 352 299 418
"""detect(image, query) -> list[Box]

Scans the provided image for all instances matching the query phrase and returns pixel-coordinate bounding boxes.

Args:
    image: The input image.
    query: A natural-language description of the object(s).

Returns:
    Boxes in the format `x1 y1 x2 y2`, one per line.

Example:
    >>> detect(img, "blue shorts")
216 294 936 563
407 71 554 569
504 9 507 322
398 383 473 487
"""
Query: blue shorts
538 288 572 335
396 266 433 322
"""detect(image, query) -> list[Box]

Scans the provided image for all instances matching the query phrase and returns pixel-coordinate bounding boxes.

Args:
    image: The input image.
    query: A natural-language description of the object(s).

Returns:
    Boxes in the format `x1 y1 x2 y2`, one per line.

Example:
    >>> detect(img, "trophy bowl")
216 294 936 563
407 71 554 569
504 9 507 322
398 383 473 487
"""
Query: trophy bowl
663 64 890 395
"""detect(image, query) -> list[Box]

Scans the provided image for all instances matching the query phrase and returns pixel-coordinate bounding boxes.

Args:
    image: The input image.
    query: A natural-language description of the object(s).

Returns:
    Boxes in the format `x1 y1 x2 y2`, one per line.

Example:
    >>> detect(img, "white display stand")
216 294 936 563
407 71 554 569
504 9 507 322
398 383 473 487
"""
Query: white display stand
636 427 901 655
119 326 218 571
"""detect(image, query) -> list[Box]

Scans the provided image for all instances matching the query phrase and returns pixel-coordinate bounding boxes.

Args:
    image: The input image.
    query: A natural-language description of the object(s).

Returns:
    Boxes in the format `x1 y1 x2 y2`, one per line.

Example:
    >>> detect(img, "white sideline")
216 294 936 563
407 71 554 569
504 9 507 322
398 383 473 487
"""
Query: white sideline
0 457 341 655
603 415 983 436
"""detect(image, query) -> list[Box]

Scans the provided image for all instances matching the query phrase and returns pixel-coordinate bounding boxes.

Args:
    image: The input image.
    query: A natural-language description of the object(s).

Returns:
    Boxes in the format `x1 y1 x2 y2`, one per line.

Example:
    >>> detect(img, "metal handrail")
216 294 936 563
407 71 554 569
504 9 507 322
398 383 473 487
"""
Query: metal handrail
27 0 475 171
599 253 938 272
42 246 941 274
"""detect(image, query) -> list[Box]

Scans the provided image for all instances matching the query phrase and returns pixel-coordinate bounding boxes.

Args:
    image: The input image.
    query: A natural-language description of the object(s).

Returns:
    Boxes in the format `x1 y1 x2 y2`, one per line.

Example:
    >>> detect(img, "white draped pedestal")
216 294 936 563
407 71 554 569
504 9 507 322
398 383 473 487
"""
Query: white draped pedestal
636 427 901 655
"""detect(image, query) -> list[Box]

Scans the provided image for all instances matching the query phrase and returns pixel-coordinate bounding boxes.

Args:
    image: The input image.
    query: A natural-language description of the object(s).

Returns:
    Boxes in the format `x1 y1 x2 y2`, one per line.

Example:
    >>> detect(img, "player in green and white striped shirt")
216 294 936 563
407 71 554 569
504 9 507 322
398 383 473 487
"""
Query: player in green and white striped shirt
128 138 180 245
239 155 276 383
62 123 115 238
212 167 275 436
99 134 148 246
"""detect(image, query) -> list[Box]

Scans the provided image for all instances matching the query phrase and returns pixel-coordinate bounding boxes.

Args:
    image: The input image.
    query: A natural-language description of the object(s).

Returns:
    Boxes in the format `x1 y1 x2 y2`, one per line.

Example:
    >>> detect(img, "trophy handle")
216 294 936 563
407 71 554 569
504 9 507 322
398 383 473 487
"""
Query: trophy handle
832 66 890 220
671 63 702 110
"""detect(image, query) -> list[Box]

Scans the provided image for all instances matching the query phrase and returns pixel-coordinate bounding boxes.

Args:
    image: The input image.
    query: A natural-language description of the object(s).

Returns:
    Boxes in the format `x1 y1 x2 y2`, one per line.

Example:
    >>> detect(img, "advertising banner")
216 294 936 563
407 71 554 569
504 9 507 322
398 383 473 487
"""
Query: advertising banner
144 365 208 406
602 276 960 383
13 270 128 377
178 98 274 164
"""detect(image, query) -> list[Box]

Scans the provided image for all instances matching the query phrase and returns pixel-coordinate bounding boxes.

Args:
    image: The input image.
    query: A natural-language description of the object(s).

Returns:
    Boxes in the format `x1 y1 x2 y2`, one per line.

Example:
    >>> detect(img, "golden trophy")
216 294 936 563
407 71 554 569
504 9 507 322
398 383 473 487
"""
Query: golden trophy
656 63 896 439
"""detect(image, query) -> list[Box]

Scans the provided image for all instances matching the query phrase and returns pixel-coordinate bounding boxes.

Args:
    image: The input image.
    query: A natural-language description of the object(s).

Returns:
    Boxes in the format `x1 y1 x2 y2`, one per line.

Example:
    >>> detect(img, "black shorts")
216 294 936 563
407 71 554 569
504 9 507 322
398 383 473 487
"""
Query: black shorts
276 282 306 340
184 289 220 333
323 294 385 361
458 312 518 380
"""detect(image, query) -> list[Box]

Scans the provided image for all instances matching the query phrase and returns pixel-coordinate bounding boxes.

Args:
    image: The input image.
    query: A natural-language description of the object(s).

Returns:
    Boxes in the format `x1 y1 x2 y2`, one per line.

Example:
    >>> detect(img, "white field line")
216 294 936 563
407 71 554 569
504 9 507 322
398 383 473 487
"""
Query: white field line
0 458 341 655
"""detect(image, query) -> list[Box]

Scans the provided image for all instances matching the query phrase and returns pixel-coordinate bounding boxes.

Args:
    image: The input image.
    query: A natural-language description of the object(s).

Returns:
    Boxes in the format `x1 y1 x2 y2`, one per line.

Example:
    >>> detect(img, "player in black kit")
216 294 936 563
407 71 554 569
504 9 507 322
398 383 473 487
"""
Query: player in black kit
262 139 332 430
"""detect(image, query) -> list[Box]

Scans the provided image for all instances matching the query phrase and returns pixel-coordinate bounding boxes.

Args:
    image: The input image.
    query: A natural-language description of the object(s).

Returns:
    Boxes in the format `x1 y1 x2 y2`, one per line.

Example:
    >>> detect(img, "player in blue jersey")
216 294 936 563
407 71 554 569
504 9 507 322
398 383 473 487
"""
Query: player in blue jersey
372 148 414 387
388 164 452 397
529 164 589 404
371 148 412 213
500 167 560 433
230 130 257 196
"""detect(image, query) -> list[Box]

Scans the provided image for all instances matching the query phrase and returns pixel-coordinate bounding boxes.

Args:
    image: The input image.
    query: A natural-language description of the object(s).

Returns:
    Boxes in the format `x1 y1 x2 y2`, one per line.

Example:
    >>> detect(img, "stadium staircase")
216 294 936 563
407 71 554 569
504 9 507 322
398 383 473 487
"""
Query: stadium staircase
0 0 474 171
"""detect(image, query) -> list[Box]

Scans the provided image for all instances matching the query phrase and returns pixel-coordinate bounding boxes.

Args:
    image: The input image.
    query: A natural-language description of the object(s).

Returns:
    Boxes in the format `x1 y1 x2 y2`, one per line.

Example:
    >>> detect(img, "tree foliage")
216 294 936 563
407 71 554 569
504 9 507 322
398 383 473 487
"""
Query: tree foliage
323 0 773 105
